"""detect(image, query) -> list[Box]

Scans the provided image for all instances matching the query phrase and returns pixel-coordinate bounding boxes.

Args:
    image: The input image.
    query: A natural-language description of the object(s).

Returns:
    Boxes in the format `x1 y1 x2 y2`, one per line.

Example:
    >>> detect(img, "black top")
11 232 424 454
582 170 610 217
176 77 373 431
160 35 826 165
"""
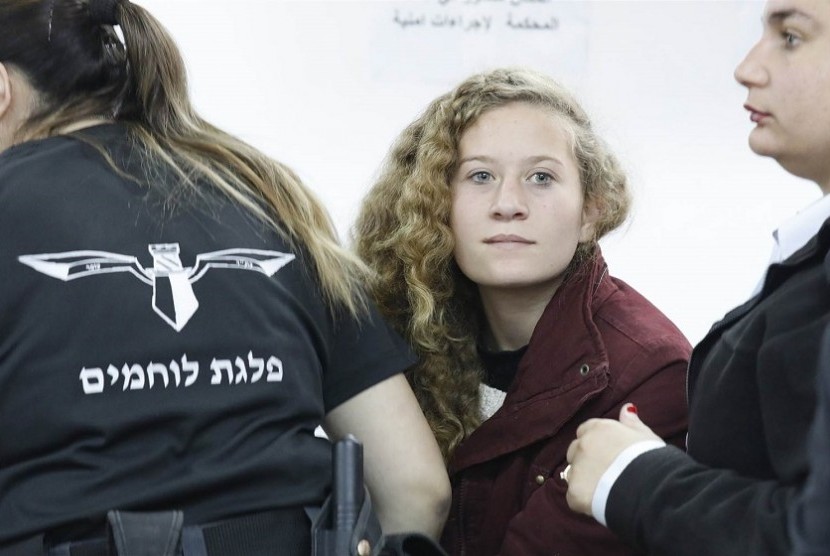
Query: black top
479 346 527 392
0 124 416 545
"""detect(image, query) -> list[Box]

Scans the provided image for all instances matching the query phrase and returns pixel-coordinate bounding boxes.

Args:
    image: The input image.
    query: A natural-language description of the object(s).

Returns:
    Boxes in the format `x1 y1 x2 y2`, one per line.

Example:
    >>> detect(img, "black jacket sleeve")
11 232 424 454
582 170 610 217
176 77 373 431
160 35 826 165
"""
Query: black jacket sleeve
606 446 795 556
791 326 830 556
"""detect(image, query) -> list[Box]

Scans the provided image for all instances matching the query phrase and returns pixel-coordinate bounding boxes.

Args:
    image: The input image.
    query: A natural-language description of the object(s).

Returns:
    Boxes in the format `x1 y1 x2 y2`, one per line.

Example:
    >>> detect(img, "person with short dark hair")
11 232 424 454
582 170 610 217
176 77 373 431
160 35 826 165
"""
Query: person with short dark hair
563 1 830 554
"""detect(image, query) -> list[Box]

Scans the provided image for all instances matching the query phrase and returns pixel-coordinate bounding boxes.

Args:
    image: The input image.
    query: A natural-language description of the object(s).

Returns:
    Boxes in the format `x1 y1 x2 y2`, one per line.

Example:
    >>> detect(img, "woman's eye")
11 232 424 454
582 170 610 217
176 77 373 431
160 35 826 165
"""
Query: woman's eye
782 31 802 48
530 172 553 185
471 171 492 183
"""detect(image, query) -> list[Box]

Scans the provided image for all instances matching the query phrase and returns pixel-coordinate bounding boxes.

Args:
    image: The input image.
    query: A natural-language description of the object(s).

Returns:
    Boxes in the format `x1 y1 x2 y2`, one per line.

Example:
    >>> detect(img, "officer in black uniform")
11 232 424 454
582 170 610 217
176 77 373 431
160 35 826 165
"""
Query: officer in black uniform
0 1 450 554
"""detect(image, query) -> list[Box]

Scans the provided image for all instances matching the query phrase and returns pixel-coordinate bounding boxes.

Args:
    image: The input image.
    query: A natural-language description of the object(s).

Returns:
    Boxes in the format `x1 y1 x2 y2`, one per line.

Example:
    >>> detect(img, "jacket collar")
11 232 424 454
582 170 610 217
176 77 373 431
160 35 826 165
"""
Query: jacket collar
703 216 830 336
451 252 614 471
513 252 613 402
688 216 830 401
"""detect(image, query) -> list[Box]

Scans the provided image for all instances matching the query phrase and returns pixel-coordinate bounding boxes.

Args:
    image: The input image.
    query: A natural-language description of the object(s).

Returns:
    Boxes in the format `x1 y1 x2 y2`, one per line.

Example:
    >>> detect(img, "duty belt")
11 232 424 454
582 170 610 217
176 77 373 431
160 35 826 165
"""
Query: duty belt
0 508 310 556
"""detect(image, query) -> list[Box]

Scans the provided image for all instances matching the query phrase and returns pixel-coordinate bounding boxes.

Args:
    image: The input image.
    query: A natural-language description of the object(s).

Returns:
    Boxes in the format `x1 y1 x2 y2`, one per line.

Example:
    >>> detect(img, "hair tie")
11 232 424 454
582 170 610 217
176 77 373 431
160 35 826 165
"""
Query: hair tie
88 0 123 25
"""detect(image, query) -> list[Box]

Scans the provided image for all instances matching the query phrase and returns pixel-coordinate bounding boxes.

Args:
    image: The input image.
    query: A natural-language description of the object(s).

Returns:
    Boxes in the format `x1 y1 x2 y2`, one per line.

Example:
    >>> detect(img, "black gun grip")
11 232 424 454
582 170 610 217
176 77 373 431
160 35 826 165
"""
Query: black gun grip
333 434 364 534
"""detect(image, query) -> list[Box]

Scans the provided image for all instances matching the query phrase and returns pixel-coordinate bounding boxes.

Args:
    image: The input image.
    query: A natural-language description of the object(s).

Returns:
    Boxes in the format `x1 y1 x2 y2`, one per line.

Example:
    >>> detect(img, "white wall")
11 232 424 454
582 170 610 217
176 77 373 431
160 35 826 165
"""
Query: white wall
136 0 821 345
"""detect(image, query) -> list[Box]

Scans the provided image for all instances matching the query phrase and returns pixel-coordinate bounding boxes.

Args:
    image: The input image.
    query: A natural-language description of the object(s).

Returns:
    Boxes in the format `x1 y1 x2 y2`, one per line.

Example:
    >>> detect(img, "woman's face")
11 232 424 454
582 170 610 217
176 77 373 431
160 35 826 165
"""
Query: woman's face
450 102 597 299
735 0 830 189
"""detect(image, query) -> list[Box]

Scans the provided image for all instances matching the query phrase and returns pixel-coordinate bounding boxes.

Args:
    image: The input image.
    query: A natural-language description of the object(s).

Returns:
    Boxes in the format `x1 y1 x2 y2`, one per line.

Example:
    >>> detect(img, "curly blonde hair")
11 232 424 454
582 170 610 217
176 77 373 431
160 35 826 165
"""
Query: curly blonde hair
354 68 630 461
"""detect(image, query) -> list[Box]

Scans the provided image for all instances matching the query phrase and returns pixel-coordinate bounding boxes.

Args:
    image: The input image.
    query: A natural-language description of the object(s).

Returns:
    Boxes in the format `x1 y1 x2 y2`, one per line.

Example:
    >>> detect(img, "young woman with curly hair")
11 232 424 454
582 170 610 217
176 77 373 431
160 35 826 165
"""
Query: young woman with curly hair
354 67 690 556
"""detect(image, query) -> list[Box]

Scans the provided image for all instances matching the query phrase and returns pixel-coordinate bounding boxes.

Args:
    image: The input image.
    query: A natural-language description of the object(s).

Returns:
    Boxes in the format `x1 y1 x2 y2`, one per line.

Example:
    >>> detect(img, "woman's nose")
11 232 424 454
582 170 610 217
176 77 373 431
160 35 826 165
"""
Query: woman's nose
735 40 769 88
490 179 528 220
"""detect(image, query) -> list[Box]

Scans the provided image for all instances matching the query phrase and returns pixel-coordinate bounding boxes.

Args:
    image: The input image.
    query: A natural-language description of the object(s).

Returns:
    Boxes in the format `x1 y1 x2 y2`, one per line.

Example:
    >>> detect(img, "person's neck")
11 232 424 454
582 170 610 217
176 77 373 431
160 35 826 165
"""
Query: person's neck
58 116 112 134
478 281 561 351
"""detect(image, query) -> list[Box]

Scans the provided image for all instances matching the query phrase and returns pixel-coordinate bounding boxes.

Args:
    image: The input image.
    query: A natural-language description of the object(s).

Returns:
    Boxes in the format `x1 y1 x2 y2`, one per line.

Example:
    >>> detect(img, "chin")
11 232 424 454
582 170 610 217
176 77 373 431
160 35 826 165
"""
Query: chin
479 275 563 292
747 134 780 160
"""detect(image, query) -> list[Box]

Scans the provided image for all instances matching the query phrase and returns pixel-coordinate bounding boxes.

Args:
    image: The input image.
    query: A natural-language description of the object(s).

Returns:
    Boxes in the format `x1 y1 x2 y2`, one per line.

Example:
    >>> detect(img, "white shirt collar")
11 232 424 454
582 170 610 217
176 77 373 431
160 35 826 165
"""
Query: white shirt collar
749 194 830 298
770 193 830 263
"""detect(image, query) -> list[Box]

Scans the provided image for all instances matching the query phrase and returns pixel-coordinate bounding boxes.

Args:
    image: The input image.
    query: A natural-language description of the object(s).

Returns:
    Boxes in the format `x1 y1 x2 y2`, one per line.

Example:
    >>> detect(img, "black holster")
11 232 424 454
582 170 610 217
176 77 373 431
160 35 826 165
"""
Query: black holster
311 436 447 556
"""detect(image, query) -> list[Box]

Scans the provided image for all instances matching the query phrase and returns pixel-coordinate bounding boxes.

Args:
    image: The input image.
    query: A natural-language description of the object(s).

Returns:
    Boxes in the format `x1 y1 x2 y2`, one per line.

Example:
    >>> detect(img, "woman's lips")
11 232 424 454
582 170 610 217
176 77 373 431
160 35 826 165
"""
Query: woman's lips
745 104 771 123
484 234 534 245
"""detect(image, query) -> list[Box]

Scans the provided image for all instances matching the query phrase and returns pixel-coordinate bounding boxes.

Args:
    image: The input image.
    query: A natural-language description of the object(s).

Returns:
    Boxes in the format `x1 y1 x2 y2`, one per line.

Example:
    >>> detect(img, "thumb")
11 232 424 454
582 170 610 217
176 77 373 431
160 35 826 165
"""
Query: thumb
618 403 649 430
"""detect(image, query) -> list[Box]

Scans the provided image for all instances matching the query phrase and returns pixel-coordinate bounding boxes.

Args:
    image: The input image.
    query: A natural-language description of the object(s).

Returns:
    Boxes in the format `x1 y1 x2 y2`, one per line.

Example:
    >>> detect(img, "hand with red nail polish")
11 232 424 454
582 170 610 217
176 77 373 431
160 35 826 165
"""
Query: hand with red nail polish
564 402 663 516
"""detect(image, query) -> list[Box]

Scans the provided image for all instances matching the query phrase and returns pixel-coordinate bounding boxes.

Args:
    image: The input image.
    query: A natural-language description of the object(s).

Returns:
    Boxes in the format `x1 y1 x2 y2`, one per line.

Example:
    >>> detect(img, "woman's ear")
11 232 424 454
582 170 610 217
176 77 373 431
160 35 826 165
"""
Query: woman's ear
0 64 37 151
579 197 601 243
0 63 13 119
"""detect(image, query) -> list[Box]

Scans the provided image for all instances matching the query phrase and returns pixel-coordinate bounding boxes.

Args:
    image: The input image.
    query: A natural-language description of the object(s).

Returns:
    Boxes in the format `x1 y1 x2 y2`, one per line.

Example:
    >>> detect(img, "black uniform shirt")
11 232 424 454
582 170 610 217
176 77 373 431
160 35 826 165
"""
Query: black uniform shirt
0 124 415 545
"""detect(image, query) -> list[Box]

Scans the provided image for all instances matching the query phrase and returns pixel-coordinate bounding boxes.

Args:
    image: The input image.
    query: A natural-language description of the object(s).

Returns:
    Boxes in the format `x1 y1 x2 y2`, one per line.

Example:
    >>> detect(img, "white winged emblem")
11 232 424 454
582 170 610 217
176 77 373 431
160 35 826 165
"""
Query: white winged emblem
19 243 295 331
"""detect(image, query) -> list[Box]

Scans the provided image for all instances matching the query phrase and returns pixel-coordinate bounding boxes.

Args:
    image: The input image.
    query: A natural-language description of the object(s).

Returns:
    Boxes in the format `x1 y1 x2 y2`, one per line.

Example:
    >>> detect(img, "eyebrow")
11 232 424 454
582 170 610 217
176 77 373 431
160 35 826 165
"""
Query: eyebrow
765 8 815 26
457 155 567 167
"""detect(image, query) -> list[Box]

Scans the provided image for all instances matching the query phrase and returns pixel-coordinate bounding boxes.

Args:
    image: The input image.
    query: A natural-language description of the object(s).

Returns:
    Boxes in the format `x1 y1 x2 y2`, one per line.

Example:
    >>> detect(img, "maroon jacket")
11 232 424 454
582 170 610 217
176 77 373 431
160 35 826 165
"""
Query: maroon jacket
440 253 690 556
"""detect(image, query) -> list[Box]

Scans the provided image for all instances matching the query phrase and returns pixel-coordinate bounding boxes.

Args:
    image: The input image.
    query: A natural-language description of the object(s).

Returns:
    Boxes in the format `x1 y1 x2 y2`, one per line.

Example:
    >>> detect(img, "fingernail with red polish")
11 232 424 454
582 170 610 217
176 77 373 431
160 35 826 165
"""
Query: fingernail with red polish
626 404 638 414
